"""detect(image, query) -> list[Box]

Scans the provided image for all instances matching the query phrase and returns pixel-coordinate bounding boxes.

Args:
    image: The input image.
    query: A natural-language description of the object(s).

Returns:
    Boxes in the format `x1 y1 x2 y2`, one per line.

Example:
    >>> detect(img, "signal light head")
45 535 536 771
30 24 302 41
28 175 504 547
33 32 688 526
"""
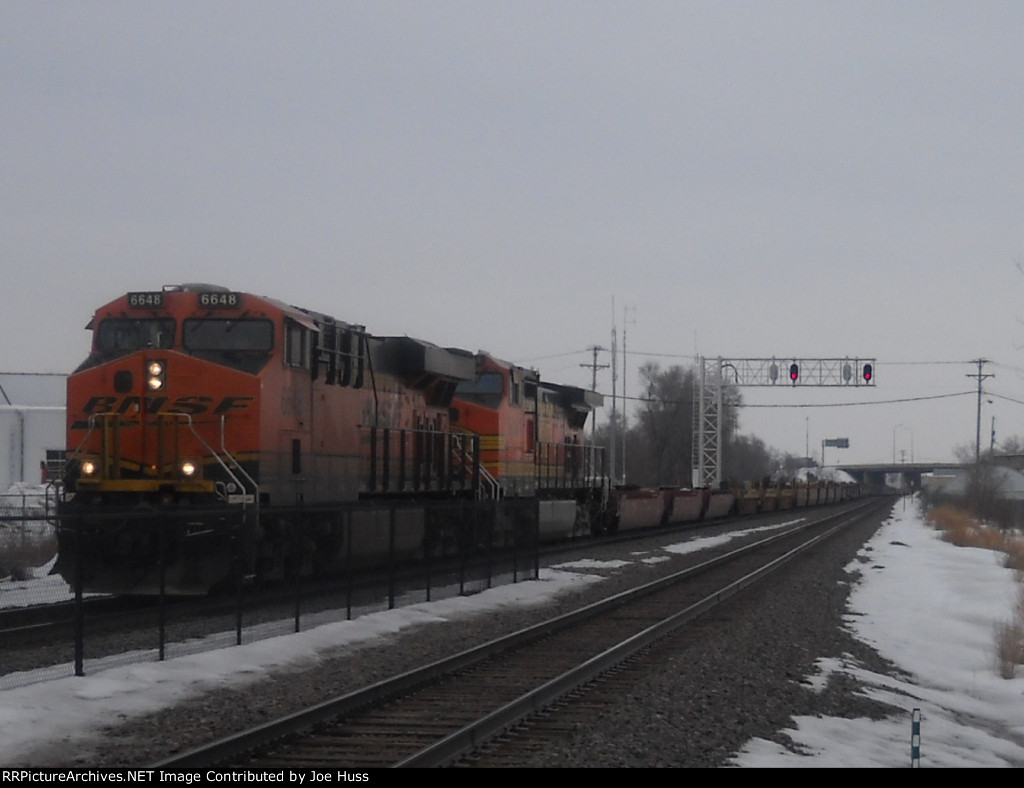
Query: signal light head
789 363 799 383
863 363 873 383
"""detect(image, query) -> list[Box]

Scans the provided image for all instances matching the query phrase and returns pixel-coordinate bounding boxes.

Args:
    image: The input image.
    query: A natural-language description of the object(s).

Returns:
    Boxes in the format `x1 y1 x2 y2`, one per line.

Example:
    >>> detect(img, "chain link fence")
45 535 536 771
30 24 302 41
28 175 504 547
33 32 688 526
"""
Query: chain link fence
1 490 541 689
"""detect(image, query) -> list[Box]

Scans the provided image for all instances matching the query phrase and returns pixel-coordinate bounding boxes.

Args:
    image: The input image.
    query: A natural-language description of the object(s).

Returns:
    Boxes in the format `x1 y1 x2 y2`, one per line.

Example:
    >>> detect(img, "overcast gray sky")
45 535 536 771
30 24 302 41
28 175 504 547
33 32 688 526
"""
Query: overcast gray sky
3 1 1023 468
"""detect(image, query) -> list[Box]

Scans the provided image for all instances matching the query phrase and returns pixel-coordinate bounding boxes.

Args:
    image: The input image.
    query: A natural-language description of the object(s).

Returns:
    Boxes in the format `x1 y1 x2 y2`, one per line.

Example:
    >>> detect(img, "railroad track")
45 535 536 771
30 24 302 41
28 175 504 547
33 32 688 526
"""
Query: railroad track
153 498 886 769
0 546 540 679
0 510 760 680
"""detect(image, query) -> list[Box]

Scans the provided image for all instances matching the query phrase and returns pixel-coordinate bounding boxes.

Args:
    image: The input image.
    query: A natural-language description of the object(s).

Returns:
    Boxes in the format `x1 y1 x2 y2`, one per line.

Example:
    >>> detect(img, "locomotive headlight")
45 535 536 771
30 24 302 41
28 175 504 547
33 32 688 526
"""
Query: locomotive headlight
81 460 97 476
179 460 197 478
146 360 166 391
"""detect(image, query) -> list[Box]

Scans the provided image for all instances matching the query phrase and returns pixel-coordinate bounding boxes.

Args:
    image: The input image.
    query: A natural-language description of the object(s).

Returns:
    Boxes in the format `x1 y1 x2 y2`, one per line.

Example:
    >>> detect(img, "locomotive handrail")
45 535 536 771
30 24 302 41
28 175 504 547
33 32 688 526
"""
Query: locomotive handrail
218 414 259 504
477 463 502 500
62 412 122 487
64 414 101 470
533 438 606 492
172 413 258 507
365 426 486 497
451 432 502 500
63 412 257 509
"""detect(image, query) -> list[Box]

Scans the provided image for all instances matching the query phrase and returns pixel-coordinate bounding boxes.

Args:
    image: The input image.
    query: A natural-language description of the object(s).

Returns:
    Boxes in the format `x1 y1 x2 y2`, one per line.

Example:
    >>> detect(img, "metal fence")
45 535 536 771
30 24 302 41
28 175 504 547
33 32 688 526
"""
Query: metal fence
1 490 541 688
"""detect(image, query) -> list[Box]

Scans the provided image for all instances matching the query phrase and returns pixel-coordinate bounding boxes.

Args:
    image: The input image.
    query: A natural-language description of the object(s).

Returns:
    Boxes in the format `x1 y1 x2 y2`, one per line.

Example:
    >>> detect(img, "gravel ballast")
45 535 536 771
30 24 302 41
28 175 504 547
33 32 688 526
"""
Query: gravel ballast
28 503 901 767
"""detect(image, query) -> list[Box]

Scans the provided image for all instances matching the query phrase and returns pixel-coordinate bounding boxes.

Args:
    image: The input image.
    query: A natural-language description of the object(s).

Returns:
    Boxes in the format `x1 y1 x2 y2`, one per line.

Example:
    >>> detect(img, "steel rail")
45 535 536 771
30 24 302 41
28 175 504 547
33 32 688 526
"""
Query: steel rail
400 501 878 766
152 498 884 769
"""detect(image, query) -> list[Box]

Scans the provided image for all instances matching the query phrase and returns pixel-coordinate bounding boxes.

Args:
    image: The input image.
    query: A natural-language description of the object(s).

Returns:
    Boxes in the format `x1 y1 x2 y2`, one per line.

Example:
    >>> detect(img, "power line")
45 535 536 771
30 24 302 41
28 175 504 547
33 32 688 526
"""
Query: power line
602 389 975 408
522 348 1010 372
878 359 980 366
739 391 976 408
988 391 1024 407
525 351 1024 409
626 353 977 366
514 348 595 364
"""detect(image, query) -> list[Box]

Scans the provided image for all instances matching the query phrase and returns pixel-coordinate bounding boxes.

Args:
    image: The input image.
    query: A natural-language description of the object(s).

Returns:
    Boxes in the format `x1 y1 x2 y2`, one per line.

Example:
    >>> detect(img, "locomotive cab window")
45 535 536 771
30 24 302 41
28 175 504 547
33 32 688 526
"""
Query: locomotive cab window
95 318 176 359
343 330 365 388
285 320 310 369
509 368 524 407
454 372 504 408
183 318 273 351
182 318 274 374
317 325 365 387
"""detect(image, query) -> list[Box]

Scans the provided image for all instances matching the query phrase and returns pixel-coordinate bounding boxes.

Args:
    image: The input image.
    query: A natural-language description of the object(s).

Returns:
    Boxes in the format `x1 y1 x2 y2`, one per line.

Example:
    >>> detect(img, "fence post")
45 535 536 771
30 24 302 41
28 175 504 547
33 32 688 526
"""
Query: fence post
234 509 246 646
158 515 167 661
293 509 304 634
911 708 921 767
74 513 85 677
483 501 493 590
424 505 434 603
388 505 396 609
345 507 353 621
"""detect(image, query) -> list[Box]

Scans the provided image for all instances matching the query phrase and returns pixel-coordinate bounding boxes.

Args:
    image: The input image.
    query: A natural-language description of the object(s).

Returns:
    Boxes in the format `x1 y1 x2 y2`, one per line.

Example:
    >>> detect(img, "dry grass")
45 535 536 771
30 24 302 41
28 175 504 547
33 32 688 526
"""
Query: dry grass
995 588 1024 678
927 505 1024 678
0 522 57 581
929 507 1015 548
995 619 1024 679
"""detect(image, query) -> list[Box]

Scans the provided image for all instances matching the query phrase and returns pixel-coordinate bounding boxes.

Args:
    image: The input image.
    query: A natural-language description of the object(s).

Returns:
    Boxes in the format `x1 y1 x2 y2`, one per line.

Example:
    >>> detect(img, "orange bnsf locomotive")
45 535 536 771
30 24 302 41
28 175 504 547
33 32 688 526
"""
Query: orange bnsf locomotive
56 284 606 594
450 352 605 539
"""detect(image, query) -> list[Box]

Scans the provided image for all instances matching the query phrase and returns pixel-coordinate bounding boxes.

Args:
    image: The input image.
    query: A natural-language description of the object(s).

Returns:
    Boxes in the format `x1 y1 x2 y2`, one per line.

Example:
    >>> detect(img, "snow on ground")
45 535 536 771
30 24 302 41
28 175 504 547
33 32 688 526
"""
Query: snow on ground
2 496 1024 767
733 496 1024 767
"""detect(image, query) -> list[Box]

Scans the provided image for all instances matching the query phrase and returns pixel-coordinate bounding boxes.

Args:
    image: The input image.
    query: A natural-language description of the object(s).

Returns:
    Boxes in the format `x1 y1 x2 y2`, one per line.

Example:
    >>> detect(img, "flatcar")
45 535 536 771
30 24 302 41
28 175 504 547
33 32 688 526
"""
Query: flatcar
604 479 860 533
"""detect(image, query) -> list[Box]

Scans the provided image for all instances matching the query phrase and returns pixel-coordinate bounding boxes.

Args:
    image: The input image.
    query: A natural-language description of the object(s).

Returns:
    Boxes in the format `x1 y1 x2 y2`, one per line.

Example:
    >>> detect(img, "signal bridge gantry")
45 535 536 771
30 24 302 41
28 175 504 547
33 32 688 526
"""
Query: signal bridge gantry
692 356 876 488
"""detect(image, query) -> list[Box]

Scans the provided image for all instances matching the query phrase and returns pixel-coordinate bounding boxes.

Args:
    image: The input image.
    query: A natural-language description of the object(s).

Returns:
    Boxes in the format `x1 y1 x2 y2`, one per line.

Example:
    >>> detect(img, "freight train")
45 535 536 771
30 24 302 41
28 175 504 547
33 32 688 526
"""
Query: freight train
55 284 858 595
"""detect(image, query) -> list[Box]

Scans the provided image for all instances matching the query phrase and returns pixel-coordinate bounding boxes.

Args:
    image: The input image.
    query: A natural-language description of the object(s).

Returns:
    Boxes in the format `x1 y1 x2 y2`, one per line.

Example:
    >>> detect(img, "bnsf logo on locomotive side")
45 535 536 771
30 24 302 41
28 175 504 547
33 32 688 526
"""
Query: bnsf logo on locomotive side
75 394 254 420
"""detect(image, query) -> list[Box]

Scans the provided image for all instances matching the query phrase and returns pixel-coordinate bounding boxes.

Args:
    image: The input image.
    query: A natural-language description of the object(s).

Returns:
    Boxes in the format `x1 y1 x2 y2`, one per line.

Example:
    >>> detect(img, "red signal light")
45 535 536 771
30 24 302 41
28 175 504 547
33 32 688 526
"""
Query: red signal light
863 363 873 383
789 363 799 383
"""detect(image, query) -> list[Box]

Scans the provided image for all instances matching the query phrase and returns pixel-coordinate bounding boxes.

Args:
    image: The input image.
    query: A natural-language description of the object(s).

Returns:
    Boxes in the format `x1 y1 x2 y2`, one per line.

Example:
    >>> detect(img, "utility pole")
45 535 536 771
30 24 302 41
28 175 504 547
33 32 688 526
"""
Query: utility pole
621 305 636 484
581 346 609 392
967 359 993 462
580 346 609 442
610 317 618 486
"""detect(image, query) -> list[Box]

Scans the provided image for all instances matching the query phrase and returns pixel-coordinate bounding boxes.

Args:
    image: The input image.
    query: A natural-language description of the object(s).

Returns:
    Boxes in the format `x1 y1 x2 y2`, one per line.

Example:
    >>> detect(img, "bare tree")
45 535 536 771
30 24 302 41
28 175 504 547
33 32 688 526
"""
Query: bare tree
618 362 741 487
632 362 693 486
724 434 778 485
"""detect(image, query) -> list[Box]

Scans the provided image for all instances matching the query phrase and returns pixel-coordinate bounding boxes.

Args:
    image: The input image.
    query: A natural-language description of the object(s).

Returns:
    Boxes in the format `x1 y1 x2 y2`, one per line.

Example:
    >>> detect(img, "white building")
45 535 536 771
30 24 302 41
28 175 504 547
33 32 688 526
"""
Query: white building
0 373 65 492
922 463 1024 528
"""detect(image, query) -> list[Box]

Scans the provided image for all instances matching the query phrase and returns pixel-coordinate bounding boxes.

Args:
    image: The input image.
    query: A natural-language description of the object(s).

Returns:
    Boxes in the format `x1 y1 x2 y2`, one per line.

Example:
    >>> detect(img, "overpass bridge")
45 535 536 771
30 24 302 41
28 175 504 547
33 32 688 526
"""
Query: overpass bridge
835 462 964 489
